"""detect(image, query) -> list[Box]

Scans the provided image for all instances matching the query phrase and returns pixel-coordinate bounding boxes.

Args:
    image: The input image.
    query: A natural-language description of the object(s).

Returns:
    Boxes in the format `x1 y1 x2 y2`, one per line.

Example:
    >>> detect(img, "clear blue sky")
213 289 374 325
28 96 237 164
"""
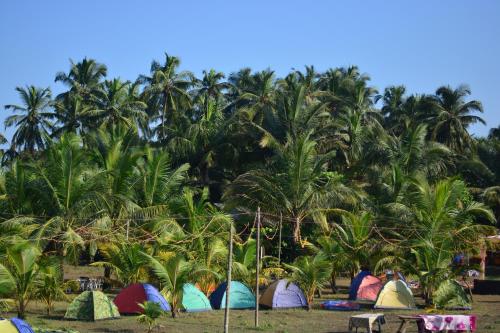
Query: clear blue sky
1 0 499 141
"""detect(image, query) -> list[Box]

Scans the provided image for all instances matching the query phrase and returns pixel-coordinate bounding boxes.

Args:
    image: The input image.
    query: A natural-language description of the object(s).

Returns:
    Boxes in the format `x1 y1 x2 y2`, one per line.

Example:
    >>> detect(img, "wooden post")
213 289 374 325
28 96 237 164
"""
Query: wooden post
126 220 130 241
224 222 233 333
480 245 486 280
278 212 282 265
255 207 261 327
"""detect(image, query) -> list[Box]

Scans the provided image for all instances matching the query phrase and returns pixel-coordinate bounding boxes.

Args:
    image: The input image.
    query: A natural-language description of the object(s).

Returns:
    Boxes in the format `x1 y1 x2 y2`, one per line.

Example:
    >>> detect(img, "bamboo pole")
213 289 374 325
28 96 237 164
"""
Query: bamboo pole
224 222 233 333
278 212 282 265
255 207 261 327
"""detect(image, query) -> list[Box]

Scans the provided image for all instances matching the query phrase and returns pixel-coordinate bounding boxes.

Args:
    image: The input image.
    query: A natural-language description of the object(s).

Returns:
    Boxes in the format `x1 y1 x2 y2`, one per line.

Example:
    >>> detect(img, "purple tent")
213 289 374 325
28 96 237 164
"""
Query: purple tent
259 279 307 309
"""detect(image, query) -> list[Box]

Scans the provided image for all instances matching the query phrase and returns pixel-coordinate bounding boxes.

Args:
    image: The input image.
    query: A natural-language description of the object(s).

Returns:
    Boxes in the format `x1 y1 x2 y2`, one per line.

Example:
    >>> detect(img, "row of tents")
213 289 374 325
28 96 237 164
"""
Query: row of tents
64 279 308 321
349 270 472 310
63 272 472 320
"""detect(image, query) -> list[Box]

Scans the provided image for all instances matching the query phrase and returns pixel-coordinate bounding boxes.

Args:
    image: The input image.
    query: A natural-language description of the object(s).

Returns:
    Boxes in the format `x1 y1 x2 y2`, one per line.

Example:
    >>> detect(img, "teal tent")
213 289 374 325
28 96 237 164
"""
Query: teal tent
209 281 256 309
433 279 472 310
182 283 212 312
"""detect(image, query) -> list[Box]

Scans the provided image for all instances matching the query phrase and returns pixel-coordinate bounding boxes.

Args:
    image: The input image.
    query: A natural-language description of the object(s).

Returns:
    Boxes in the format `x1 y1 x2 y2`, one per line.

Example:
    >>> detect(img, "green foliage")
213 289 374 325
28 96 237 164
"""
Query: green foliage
0 55 497 311
34 257 68 315
0 242 42 318
137 301 164 333
284 254 332 310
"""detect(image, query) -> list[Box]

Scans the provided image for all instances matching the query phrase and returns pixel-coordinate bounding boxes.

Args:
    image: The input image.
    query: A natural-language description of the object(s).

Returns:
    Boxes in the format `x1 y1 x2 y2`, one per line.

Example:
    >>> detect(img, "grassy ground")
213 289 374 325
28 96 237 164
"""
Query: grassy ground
4 278 500 333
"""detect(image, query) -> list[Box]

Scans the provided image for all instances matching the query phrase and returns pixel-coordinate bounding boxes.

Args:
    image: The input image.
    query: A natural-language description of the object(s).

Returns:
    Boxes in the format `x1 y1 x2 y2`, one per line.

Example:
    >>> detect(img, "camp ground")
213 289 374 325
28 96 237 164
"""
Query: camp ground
1 2 500 332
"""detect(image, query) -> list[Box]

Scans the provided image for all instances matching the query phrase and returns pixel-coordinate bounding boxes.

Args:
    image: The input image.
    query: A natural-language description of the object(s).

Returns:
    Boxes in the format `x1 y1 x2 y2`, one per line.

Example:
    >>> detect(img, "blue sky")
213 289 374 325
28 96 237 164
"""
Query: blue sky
1 0 499 141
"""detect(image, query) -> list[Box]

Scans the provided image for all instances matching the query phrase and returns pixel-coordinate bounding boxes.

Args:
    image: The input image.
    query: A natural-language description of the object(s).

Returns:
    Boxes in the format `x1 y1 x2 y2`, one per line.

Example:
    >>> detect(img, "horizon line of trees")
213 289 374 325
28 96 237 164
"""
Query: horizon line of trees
1 53 499 317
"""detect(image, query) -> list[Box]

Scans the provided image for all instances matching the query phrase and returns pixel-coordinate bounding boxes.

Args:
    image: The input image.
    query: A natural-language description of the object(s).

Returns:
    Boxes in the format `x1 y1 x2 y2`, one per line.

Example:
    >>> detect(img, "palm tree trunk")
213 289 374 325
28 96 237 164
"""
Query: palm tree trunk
293 216 301 244
18 299 26 319
330 272 338 294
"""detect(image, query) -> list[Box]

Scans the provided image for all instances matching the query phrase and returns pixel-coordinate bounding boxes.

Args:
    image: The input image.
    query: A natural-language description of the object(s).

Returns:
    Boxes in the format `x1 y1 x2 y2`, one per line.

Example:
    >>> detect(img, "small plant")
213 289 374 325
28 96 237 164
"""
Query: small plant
137 301 164 333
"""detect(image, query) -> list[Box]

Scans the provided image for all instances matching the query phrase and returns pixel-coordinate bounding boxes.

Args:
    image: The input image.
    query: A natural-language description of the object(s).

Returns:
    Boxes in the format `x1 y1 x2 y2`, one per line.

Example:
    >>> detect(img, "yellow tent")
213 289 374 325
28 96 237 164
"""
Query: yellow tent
374 280 416 309
0 319 20 333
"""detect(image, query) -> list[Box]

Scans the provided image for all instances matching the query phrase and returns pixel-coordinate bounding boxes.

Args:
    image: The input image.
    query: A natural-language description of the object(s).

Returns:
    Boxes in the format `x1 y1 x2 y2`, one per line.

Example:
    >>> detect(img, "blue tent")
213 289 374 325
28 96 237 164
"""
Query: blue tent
182 283 212 312
259 279 307 309
209 281 256 309
348 270 372 300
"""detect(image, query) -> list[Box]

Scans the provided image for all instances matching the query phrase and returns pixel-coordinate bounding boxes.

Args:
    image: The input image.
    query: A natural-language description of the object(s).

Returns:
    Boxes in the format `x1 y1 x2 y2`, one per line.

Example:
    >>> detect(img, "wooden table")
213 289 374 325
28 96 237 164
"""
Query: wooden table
348 313 385 333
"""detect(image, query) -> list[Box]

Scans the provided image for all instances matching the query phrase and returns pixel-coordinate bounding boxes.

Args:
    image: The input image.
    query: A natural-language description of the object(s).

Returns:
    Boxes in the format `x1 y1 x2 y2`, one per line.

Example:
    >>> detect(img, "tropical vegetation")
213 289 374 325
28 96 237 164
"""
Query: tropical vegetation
0 54 498 316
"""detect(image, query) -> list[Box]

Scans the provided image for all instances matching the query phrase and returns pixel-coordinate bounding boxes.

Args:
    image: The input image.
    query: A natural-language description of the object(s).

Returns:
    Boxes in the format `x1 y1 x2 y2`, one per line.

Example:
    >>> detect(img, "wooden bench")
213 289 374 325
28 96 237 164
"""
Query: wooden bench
396 315 422 333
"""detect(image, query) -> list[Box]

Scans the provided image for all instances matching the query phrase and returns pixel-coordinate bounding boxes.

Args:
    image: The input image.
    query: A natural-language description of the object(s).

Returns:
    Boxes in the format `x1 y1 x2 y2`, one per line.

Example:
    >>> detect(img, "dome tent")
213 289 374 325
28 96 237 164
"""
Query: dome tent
182 283 212 312
433 279 472 310
349 270 383 301
259 279 307 309
209 281 255 309
114 283 170 314
64 290 120 321
0 318 35 333
374 280 416 309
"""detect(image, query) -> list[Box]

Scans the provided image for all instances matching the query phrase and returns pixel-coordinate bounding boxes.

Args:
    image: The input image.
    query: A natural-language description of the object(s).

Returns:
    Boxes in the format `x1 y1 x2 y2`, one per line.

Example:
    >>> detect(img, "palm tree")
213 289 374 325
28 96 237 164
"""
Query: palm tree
51 94 90 137
233 69 277 126
141 252 193 318
140 53 194 141
284 254 332 310
428 85 485 153
0 242 42 318
225 132 357 244
137 301 164 333
34 257 68 315
232 238 257 289
136 148 189 208
54 58 107 102
92 243 148 286
32 133 101 263
194 69 231 117
330 211 374 279
88 79 147 128
382 177 496 303
4 86 53 154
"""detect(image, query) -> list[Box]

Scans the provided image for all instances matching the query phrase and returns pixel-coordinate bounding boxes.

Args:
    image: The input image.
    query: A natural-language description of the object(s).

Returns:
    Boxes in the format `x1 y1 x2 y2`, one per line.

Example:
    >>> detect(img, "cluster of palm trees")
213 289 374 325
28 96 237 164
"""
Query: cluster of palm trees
1 54 499 317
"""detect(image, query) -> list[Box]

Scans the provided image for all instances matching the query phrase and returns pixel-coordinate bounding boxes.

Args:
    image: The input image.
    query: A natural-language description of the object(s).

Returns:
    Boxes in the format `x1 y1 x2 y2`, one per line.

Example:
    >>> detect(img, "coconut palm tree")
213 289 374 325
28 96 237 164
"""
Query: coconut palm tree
233 69 277 126
54 58 107 102
140 53 194 141
4 86 53 154
284 254 332 310
92 242 148 286
330 211 374 279
32 133 101 263
141 252 193 318
34 257 68 315
194 69 231 117
51 94 90 137
137 301 164 333
381 177 496 303
0 242 42 318
225 132 357 244
88 79 147 128
428 85 485 153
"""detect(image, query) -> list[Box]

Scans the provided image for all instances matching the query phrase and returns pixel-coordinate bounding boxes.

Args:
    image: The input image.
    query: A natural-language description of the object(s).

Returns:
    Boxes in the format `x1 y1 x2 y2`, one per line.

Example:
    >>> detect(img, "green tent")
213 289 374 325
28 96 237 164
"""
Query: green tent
433 279 472 310
65 291 120 321
182 283 212 312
